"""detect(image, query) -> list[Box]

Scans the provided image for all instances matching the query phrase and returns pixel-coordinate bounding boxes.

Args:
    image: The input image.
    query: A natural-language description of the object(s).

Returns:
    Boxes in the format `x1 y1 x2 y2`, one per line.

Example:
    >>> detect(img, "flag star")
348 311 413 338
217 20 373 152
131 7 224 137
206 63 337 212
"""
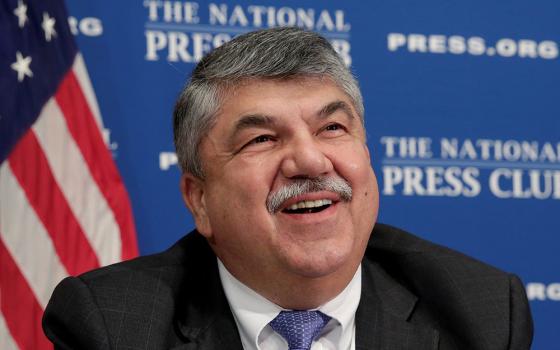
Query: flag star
42 12 57 42
13 0 28 28
11 51 33 82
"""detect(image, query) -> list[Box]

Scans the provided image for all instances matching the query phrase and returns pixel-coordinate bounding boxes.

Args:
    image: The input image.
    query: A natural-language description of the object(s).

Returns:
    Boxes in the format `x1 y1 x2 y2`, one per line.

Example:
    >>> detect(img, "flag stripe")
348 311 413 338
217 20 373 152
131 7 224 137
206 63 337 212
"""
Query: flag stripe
2 2 139 349
33 98 121 267
0 162 68 308
0 308 20 350
73 54 103 129
55 67 138 260
0 238 52 350
8 128 100 275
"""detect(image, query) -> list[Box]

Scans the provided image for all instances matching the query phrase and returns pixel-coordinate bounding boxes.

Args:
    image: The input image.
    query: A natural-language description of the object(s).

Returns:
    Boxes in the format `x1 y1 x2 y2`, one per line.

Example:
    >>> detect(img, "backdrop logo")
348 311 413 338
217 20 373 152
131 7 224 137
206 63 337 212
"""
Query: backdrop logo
143 1 353 65
387 33 559 60
68 16 103 37
160 151 178 170
526 282 560 301
380 136 560 199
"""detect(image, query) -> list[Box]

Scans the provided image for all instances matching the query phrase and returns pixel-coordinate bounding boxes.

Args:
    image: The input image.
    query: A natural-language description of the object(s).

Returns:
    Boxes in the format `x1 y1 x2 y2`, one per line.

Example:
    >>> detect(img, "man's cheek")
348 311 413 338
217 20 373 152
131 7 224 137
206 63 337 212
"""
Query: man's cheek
339 155 369 177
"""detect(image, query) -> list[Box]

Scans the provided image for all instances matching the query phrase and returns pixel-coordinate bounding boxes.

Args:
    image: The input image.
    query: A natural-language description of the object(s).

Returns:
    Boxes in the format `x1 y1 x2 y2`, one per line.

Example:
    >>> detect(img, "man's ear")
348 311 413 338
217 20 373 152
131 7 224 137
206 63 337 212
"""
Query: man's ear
180 173 212 239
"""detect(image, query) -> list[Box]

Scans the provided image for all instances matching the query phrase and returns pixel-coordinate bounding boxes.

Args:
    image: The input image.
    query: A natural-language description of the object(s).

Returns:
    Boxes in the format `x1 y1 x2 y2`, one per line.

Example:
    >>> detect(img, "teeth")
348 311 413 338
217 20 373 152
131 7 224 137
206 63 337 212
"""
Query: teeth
287 199 332 210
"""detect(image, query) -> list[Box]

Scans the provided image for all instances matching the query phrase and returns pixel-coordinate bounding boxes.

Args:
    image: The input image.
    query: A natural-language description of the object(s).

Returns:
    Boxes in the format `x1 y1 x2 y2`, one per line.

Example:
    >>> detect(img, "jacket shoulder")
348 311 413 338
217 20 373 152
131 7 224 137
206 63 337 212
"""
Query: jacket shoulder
79 230 204 281
43 231 214 349
369 223 505 275
367 223 512 308
366 223 533 349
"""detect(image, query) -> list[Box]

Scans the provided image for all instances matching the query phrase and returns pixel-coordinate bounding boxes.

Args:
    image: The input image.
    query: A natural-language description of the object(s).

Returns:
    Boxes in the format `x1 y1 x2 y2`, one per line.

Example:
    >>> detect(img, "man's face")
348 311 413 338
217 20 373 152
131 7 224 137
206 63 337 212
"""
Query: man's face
184 77 379 292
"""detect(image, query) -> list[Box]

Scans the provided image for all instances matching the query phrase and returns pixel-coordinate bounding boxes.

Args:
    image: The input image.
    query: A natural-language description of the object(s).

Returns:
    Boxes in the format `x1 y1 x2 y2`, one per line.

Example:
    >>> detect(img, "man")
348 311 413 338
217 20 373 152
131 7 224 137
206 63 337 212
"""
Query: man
43 27 533 349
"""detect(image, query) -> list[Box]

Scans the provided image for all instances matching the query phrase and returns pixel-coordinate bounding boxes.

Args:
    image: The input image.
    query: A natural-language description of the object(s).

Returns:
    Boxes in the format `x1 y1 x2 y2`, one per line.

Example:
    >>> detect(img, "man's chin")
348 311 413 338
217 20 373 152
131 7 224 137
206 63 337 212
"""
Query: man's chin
279 246 354 280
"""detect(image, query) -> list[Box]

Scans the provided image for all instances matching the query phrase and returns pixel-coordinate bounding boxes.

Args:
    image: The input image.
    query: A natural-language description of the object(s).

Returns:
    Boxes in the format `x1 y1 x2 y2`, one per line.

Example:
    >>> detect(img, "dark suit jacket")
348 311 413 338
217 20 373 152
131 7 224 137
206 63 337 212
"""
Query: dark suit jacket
42 224 533 350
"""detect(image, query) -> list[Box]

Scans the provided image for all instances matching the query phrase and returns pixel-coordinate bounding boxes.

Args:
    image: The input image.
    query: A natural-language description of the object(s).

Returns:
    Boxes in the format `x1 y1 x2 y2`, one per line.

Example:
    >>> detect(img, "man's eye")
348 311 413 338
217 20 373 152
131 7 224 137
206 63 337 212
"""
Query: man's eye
325 124 341 131
253 135 271 143
241 135 274 150
322 123 346 134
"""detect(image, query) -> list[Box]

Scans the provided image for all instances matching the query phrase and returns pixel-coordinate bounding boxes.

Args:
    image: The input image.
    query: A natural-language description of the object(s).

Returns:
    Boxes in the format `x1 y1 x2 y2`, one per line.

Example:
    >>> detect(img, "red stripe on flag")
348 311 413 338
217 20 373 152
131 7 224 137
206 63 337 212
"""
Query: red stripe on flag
55 71 138 260
0 238 52 350
8 130 100 275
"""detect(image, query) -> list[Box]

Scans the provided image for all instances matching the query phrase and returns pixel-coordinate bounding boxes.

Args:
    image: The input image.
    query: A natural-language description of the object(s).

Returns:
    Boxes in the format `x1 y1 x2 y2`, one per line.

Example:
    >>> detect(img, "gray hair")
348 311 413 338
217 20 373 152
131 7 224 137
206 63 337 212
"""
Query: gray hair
173 27 364 178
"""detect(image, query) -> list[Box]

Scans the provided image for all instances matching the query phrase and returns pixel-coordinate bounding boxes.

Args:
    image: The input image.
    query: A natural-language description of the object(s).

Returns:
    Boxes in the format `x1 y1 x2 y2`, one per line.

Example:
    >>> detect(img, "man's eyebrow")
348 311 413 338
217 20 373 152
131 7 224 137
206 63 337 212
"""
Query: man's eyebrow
318 100 355 121
234 114 276 131
230 101 353 141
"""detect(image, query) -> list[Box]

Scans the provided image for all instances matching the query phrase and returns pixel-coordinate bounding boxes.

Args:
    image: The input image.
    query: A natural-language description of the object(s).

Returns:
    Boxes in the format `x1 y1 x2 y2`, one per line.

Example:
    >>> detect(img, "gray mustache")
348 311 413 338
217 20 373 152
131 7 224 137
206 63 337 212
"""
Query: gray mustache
266 177 352 213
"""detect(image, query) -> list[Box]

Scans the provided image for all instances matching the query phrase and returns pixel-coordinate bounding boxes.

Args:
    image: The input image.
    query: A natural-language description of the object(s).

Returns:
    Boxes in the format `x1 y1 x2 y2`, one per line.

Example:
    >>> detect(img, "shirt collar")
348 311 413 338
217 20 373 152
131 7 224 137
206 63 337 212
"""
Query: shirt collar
218 259 361 349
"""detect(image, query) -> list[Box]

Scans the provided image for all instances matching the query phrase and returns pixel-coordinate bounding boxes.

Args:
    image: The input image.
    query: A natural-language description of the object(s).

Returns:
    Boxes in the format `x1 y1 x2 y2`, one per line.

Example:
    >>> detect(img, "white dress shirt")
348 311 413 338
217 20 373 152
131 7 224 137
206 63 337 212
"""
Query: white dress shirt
218 259 361 350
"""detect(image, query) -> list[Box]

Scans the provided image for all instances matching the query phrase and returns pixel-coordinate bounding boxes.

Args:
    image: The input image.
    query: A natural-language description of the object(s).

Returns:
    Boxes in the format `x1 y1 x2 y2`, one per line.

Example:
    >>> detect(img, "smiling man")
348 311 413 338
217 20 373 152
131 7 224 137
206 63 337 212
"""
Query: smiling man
43 27 533 350
184 77 376 312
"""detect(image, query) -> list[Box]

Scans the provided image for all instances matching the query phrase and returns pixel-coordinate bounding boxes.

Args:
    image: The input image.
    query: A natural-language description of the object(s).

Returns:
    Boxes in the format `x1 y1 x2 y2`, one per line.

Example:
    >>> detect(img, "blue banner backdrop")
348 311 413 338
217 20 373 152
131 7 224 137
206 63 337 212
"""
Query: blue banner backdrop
66 1 559 348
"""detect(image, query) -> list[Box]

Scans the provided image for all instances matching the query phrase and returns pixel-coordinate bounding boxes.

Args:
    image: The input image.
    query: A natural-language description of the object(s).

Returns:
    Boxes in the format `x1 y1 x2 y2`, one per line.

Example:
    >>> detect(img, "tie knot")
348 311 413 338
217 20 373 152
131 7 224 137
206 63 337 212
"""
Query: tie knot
269 310 331 350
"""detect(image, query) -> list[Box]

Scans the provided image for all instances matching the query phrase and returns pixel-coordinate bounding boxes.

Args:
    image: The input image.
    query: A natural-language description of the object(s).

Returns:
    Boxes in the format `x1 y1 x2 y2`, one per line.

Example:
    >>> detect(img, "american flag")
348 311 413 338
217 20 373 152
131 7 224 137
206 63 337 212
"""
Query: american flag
0 0 139 348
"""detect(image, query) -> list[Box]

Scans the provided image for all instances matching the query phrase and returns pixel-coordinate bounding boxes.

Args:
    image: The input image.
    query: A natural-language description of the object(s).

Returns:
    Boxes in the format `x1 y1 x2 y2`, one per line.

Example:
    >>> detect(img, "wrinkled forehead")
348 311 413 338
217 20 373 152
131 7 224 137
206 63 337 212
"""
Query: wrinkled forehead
214 75 361 120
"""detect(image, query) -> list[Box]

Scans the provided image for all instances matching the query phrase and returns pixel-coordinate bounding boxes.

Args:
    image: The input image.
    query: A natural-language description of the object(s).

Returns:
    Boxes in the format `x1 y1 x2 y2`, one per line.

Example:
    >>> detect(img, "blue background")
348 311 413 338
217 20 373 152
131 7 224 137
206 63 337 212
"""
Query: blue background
66 1 559 348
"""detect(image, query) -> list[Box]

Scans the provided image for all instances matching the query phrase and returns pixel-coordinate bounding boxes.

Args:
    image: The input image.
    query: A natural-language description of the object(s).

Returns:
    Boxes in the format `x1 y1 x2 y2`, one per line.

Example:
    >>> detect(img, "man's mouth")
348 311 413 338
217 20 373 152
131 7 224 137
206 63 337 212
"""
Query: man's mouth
282 199 333 214
265 176 352 214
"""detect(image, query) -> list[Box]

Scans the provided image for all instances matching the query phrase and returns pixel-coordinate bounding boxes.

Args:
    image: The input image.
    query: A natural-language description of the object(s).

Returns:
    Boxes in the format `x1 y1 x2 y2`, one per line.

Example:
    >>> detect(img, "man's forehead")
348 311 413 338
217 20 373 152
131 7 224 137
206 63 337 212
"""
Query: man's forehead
216 77 358 123
220 75 346 100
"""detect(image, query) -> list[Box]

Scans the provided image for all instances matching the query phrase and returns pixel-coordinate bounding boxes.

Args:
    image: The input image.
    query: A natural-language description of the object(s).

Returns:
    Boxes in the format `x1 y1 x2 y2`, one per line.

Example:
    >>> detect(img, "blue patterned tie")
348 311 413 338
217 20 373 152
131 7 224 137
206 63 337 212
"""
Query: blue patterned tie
269 310 331 350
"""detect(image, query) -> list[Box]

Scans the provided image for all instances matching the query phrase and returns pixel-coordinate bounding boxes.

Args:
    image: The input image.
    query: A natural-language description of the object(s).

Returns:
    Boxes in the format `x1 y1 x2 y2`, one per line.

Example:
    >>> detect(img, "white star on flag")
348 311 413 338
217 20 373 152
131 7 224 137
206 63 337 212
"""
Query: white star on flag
13 0 28 28
1 1 139 349
42 12 57 42
11 51 33 82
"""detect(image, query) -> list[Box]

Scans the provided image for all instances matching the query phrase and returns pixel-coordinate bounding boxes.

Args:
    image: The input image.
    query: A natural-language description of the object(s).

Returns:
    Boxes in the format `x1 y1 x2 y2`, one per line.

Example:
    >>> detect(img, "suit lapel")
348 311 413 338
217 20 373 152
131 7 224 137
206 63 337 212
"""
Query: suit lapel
171 233 244 350
356 258 439 350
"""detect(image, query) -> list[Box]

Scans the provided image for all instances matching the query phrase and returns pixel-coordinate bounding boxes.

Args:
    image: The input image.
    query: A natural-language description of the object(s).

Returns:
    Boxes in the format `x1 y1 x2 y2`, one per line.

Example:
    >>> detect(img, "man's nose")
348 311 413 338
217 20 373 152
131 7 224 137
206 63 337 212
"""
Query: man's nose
280 135 334 179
